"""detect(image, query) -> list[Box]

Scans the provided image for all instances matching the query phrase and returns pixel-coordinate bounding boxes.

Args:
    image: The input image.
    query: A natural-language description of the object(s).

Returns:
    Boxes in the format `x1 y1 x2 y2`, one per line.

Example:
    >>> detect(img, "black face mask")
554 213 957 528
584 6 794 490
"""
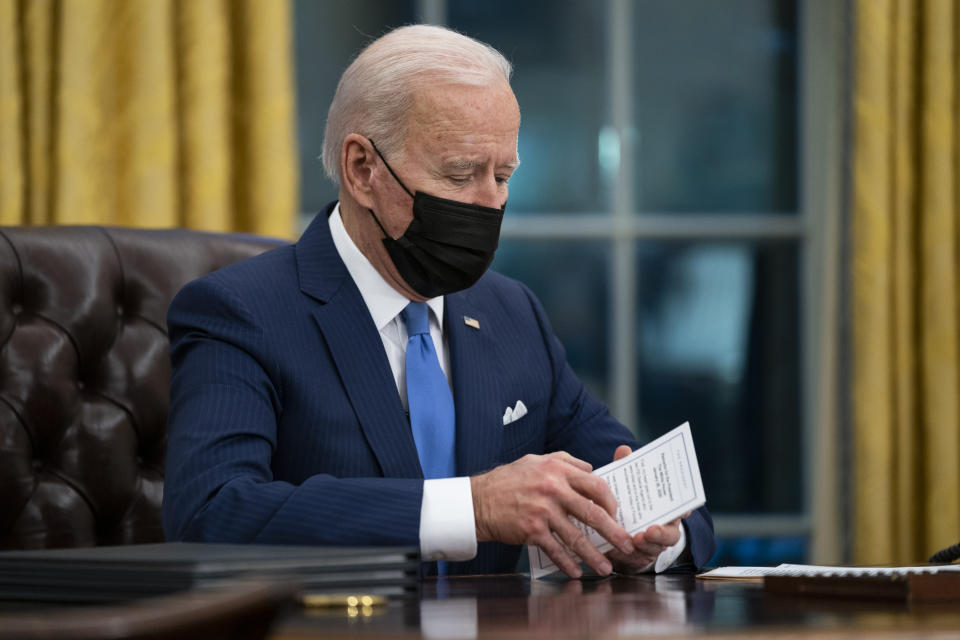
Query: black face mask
367 140 504 298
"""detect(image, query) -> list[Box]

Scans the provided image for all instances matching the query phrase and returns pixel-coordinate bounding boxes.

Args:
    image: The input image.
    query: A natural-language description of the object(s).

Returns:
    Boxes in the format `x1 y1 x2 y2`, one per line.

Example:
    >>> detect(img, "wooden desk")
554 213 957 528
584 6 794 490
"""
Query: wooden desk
274 574 960 639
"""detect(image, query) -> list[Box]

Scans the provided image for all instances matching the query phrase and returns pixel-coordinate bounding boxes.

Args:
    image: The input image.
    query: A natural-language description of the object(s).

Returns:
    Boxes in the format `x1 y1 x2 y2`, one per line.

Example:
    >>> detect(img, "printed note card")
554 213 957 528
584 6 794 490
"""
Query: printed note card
529 421 706 578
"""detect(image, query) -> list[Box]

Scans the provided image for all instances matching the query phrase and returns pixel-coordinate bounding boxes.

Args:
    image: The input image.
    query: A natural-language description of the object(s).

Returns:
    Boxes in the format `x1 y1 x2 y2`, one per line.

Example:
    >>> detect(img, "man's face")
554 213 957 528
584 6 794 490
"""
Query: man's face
369 80 521 237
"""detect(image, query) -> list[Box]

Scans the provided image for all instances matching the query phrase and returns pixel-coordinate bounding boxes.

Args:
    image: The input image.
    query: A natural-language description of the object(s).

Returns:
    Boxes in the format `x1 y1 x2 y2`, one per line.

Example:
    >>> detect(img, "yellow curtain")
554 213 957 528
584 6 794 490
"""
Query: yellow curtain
852 0 960 564
0 0 297 236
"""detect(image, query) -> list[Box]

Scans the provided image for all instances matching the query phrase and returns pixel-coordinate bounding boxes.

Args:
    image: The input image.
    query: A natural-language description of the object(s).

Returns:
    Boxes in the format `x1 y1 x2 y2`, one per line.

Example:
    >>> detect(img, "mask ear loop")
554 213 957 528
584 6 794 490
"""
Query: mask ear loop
364 139 415 240
368 139 416 198
367 206 392 239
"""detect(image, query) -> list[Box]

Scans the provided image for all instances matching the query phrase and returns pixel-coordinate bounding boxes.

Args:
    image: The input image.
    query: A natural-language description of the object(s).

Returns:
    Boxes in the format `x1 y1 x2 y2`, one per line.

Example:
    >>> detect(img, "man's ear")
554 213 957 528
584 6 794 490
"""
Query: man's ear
340 134 377 208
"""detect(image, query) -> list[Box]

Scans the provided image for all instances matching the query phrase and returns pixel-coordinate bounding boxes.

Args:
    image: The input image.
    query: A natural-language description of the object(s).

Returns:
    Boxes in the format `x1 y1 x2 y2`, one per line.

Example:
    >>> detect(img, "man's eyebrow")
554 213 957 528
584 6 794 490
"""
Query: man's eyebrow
441 158 522 171
443 159 484 171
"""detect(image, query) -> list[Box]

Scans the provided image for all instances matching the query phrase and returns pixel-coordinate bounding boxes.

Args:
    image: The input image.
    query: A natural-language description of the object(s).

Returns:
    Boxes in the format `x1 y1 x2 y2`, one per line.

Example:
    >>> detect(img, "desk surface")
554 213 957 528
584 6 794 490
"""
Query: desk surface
274 573 960 639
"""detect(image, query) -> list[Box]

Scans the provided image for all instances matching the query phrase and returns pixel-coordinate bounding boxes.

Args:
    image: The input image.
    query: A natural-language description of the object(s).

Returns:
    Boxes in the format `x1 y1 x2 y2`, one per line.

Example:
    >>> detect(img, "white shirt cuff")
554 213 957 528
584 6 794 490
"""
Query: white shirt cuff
419 476 477 562
638 523 688 573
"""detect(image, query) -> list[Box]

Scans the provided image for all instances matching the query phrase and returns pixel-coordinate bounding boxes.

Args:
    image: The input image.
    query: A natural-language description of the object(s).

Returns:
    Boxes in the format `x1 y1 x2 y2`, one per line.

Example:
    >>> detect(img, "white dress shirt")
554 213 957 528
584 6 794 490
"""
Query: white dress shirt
329 205 476 562
327 203 686 571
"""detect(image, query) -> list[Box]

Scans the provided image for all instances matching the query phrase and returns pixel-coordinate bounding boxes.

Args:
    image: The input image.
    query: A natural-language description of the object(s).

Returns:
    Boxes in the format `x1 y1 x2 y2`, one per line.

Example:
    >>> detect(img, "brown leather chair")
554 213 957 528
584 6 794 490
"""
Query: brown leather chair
0 226 286 550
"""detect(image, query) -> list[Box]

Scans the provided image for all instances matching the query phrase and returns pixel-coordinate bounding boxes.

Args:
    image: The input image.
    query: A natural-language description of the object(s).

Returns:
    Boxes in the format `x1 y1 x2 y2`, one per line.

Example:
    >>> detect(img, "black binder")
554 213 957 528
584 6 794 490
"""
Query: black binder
0 542 419 602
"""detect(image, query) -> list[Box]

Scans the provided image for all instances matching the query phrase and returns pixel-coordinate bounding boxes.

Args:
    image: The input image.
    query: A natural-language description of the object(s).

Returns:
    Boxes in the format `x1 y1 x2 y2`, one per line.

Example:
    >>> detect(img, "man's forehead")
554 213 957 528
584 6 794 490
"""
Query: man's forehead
402 82 520 164
408 81 519 126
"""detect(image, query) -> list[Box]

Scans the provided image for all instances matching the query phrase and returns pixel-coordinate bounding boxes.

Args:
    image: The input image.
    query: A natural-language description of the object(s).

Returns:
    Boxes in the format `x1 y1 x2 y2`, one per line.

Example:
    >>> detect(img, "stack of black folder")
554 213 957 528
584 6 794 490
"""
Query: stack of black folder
0 543 419 603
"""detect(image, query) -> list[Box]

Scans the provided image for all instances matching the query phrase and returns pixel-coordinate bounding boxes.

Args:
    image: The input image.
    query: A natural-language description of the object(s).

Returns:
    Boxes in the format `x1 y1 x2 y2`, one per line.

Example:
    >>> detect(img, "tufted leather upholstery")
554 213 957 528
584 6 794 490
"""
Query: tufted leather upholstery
0 226 286 550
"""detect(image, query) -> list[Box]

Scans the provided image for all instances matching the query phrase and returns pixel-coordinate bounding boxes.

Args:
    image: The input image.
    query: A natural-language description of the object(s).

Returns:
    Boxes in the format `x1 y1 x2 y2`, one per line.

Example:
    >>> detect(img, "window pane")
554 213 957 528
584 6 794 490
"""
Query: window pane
714 535 807 566
448 0 610 214
294 0 417 213
632 0 798 213
492 240 609 402
636 241 801 513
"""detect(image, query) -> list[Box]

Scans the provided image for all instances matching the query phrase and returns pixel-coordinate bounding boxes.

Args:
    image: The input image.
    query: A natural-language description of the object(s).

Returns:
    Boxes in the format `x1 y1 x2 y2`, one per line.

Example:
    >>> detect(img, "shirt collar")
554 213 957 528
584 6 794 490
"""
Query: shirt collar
328 203 444 331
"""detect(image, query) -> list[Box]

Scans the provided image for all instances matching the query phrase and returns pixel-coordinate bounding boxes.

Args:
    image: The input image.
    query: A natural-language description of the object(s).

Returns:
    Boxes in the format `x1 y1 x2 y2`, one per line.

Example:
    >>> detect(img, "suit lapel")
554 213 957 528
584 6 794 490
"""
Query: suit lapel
445 289 504 476
297 206 422 479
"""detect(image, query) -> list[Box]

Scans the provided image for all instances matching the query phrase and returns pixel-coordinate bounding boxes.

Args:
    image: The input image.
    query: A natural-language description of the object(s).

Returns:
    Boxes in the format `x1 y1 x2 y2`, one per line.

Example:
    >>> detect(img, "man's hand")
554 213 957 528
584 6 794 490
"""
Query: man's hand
605 444 686 574
471 452 635 578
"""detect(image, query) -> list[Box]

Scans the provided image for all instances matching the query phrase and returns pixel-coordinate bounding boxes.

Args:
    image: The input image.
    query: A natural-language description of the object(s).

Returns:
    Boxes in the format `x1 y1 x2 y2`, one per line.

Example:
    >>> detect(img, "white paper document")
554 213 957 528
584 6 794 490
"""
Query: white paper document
529 421 706 579
698 563 960 581
773 563 960 576
696 566 775 580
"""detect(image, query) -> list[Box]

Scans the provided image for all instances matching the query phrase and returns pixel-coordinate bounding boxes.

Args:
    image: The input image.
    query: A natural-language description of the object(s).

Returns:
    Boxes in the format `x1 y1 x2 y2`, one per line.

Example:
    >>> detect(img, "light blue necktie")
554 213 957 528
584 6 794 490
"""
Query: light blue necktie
402 302 455 577
401 302 456 480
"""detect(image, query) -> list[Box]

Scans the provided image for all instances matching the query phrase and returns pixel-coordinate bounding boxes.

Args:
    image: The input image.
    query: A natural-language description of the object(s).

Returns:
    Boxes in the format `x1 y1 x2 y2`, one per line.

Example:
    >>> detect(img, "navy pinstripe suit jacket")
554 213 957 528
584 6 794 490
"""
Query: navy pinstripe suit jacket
162 203 716 574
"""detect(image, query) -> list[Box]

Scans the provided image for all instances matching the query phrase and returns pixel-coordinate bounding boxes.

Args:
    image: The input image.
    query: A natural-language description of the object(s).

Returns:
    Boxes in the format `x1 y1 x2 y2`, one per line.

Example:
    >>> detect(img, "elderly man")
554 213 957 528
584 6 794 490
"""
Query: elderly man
162 24 715 578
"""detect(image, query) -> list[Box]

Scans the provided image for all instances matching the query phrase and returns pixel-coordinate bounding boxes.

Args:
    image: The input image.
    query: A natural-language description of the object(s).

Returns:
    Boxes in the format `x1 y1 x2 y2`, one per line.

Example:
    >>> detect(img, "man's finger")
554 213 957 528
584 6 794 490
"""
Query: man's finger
633 540 667 558
613 444 632 462
547 451 593 473
535 532 582 579
561 488 633 555
550 514 612 576
565 470 619 517
607 546 659 574
641 523 682 547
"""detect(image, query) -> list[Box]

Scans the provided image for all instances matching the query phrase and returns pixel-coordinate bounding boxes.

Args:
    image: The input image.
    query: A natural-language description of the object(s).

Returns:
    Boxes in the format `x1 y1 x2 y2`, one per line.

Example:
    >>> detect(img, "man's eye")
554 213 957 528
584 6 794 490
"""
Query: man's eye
448 176 471 185
496 175 511 185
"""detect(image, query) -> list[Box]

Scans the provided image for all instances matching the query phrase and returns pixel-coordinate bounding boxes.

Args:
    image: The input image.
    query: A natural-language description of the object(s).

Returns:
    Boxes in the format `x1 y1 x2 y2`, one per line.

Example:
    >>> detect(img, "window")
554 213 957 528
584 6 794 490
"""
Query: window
294 0 844 566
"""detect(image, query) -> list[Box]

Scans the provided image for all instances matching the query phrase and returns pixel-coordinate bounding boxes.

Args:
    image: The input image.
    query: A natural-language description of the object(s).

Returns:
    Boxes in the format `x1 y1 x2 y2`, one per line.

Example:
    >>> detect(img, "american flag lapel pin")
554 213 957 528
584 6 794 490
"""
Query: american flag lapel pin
463 316 480 330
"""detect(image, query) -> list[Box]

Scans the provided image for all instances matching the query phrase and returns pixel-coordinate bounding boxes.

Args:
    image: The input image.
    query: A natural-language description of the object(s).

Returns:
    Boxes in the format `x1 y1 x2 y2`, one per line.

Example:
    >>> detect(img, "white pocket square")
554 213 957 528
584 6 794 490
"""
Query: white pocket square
502 400 528 426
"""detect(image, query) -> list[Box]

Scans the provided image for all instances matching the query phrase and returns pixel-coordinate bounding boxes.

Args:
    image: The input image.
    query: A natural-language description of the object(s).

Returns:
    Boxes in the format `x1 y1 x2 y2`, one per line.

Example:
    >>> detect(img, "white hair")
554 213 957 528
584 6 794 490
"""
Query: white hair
321 24 513 183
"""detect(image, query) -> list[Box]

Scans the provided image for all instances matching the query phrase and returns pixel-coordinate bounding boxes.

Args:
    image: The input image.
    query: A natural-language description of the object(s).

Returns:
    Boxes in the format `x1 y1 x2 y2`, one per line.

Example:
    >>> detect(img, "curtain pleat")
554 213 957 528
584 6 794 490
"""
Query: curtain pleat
852 0 896 564
177 0 232 231
24 0 55 225
890 0 919 565
229 0 297 238
0 0 24 225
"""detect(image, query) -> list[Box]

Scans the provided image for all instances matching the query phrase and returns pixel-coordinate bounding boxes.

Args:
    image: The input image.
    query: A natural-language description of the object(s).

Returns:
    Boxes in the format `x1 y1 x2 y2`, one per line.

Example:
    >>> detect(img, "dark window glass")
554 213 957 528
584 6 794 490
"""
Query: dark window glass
492 240 610 403
294 0 417 213
636 241 802 513
448 0 610 214
632 0 798 213
713 536 807 566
